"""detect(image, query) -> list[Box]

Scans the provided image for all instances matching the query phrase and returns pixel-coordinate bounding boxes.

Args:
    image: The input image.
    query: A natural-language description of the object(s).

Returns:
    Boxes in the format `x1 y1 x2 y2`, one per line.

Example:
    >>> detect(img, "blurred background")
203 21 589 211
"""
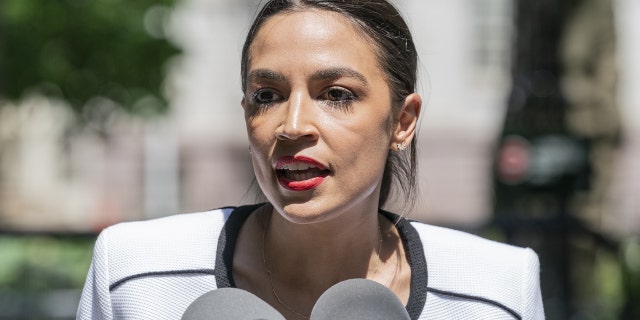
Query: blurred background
0 0 638 318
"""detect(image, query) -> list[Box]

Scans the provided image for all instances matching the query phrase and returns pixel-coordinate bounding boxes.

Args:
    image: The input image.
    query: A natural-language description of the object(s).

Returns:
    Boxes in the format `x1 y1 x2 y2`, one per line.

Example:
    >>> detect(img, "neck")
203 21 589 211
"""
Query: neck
261 204 385 286
246 204 409 319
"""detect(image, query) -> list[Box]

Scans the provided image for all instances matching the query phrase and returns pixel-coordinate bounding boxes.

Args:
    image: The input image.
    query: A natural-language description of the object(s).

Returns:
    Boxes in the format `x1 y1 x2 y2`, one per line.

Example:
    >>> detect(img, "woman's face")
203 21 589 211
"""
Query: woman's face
243 9 399 224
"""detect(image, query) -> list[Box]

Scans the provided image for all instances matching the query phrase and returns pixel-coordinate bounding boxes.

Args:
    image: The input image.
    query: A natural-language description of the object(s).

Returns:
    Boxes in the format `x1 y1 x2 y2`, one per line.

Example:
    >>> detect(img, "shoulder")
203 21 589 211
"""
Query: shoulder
94 207 235 283
408 221 543 319
80 206 266 319
100 207 233 240
410 221 536 266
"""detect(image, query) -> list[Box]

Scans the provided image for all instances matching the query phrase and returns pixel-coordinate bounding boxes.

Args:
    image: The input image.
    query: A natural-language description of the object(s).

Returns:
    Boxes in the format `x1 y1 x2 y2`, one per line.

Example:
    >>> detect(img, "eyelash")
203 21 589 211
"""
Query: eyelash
249 87 357 110
251 89 282 107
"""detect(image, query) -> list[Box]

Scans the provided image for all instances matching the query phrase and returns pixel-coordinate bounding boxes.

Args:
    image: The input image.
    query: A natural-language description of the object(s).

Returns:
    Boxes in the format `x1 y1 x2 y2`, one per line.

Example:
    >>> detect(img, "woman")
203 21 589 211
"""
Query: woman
77 0 545 319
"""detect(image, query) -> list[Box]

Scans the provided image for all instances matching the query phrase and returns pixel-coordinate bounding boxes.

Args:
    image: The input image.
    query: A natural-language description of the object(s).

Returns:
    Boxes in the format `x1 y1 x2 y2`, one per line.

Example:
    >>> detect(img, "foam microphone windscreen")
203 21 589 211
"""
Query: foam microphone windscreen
181 288 285 320
310 278 410 320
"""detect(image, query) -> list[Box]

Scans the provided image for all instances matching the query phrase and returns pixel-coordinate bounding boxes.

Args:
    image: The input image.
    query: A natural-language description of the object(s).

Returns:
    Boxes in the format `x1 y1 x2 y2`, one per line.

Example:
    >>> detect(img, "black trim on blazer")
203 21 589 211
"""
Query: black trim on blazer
109 269 216 291
380 210 428 319
104 205 524 320
427 287 522 319
213 203 262 288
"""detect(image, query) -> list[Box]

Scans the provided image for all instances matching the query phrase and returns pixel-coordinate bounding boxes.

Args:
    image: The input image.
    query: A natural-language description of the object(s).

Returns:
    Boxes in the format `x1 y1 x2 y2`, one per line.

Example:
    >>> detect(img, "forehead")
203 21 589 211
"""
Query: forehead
248 9 381 72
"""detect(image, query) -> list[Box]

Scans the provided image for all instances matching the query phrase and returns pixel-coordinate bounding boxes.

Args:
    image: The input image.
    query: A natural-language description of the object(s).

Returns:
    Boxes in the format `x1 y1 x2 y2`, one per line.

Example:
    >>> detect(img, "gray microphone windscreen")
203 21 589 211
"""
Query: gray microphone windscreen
310 278 410 320
181 288 285 320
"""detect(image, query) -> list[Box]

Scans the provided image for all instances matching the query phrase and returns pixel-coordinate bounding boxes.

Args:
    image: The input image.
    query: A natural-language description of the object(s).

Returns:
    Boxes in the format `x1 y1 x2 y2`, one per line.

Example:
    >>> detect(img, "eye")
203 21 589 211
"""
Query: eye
252 89 283 106
326 88 355 102
321 87 356 110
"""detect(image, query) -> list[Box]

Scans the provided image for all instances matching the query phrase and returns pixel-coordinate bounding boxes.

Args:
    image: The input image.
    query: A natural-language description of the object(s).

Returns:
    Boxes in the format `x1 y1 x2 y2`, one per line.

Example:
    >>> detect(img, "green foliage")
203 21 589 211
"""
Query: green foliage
0 236 94 290
0 0 179 116
0 236 95 319
621 238 640 318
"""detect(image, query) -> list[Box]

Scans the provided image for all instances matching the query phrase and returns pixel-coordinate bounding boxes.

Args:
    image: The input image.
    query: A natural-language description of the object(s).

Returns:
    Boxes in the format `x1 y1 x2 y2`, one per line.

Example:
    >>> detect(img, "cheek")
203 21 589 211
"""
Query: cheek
248 136 273 186
246 118 274 148
245 123 274 174
341 111 393 144
331 116 392 166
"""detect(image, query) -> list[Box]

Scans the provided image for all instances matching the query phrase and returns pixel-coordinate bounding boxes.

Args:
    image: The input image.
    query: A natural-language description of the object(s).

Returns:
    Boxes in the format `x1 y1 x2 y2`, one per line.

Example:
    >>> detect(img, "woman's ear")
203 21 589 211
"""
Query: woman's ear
390 93 421 150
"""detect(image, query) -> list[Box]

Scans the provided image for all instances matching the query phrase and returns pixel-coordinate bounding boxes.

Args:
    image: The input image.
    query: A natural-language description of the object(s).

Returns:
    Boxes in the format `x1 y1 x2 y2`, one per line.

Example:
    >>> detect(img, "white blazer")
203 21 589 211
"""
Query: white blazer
77 204 545 319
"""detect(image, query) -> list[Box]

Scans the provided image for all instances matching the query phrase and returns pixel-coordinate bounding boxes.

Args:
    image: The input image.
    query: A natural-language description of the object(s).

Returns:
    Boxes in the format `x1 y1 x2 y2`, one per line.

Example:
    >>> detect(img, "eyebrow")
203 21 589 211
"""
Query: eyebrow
247 67 369 86
247 69 286 83
309 67 369 86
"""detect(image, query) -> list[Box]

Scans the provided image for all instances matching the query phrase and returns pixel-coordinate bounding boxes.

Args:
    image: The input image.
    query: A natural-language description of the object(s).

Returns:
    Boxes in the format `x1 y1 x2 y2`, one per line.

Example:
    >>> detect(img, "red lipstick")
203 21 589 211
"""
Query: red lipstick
275 156 329 191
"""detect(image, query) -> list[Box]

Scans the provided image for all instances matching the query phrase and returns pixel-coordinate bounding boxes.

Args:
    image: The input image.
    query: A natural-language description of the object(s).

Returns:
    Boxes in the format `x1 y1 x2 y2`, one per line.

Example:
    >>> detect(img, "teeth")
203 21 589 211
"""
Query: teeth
285 171 318 181
277 161 328 181
281 162 315 170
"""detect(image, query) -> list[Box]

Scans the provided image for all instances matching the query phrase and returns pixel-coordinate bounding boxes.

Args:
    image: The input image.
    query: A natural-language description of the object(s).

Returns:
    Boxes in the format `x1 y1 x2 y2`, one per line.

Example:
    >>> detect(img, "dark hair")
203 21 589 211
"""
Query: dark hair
241 0 419 210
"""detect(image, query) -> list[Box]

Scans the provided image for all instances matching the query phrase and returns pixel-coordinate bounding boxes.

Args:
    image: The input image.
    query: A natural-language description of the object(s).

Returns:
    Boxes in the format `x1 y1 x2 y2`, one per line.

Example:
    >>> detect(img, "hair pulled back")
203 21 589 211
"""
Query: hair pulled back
241 0 419 210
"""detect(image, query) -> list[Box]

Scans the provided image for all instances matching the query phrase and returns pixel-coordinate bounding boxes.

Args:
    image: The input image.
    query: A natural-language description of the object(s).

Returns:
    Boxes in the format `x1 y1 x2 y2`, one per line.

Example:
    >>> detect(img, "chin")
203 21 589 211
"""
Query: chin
279 204 328 224
271 200 340 225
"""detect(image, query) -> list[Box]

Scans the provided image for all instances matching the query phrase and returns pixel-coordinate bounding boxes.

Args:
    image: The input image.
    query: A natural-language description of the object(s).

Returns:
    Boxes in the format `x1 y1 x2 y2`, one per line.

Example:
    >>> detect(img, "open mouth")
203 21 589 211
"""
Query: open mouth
275 157 331 191
277 165 330 181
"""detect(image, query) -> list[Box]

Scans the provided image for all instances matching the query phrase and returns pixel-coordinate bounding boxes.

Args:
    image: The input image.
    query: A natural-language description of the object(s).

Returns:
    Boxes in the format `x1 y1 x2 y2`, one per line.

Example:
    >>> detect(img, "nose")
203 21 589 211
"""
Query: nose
275 93 318 141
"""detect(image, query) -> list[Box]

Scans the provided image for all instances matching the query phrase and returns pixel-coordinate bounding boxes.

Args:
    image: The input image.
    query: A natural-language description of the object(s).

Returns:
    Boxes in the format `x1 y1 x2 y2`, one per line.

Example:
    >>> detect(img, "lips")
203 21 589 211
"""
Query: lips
275 156 331 191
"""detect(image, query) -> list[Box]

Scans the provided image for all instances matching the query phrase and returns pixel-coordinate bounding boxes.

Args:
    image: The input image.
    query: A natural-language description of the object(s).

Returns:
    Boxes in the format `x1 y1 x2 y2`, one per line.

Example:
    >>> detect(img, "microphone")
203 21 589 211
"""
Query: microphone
181 288 285 320
310 278 410 320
